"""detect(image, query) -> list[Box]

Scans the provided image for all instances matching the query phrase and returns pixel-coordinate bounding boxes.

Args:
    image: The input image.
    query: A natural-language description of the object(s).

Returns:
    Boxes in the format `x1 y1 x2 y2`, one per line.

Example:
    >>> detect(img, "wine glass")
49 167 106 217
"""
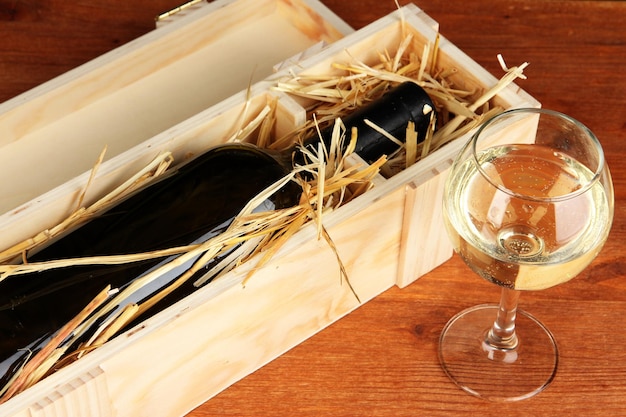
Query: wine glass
439 108 614 401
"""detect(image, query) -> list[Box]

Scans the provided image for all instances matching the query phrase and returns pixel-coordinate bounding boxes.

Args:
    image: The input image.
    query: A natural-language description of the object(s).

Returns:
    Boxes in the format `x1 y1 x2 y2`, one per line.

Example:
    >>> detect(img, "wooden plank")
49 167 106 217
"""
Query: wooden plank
397 167 453 288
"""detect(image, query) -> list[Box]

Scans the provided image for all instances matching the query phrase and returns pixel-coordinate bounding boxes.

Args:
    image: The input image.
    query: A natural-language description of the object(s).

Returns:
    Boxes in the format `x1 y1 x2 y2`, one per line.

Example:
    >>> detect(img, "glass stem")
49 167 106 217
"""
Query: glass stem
485 287 520 351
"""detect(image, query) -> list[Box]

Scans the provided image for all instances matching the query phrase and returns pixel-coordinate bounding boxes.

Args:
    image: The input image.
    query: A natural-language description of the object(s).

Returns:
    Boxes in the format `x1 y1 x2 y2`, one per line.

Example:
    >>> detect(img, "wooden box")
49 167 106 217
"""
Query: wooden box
0 1 538 416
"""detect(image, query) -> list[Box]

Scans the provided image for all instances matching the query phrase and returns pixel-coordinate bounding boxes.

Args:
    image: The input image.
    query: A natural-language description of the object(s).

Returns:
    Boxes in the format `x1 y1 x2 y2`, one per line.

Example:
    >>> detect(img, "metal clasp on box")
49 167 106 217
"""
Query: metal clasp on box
156 0 205 26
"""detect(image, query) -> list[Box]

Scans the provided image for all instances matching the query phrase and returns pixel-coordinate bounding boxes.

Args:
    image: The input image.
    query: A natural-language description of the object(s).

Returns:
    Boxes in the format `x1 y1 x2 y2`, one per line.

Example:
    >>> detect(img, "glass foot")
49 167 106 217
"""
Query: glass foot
438 304 558 402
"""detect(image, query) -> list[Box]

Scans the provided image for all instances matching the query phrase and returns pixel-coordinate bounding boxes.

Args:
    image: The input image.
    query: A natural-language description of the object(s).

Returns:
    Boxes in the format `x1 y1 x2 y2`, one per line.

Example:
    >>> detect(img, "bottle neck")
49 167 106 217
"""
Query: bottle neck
297 82 435 165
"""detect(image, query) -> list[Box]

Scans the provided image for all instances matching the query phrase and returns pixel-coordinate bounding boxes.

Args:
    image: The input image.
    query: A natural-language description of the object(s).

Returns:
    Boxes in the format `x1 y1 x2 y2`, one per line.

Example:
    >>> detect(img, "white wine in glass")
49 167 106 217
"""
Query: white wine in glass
439 108 614 401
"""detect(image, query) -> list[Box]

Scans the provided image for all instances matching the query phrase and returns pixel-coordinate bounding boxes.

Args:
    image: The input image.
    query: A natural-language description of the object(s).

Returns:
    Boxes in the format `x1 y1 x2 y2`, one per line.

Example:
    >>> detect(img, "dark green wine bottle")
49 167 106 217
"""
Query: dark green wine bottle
0 82 435 387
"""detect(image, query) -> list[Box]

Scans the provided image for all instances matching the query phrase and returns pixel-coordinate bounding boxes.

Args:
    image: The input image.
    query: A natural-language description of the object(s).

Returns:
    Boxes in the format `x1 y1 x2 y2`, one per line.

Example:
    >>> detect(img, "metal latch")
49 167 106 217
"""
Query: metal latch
156 0 205 26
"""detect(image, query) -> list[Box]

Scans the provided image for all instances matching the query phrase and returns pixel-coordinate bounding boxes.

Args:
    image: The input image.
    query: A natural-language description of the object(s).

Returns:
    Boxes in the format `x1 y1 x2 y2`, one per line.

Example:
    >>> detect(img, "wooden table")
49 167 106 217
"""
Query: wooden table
1 1 625 416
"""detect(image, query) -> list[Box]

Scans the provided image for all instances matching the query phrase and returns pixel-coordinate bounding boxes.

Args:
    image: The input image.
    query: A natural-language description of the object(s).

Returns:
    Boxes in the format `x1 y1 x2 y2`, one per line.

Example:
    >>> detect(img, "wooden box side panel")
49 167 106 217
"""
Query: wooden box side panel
0 184 406 417
397 166 453 287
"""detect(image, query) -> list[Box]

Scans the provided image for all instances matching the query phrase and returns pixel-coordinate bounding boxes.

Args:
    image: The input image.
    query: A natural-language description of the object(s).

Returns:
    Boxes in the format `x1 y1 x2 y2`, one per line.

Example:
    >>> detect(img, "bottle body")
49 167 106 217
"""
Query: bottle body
0 144 300 386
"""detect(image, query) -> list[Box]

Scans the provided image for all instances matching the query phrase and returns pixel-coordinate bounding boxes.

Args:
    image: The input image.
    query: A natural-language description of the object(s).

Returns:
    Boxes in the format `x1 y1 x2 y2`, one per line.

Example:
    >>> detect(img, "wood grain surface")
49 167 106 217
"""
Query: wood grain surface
1 1 625 416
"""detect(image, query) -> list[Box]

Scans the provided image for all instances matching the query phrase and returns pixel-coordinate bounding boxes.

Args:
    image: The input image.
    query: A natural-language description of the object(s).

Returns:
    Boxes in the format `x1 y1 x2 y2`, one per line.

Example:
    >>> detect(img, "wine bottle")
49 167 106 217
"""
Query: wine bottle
0 82 435 388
